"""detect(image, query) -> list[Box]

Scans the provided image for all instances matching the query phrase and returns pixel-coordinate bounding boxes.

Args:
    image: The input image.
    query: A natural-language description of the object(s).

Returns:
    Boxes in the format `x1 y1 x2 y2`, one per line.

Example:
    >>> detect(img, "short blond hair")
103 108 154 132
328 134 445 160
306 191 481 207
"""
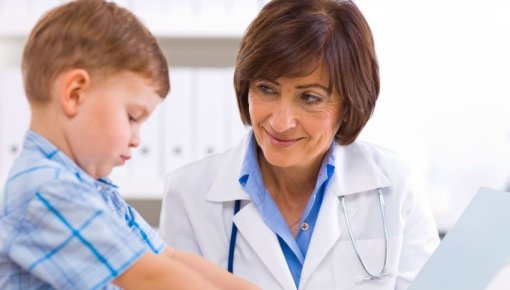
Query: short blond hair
22 0 169 104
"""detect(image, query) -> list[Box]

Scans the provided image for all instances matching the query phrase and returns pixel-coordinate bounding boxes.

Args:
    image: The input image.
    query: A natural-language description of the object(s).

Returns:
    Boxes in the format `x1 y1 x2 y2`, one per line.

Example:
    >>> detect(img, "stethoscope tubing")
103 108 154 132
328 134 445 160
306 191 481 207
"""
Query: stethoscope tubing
227 188 390 280
228 199 241 273
340 187 390 280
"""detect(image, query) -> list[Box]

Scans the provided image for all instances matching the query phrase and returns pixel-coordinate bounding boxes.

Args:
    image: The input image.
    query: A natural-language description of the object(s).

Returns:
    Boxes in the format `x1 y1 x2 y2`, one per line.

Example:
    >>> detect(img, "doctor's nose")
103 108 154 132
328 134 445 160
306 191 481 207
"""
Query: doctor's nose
268 103 297 132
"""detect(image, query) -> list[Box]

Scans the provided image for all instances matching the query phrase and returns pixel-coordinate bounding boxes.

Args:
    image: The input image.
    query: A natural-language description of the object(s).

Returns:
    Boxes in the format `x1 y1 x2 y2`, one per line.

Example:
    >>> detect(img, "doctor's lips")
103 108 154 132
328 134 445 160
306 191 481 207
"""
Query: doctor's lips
264 130 302 148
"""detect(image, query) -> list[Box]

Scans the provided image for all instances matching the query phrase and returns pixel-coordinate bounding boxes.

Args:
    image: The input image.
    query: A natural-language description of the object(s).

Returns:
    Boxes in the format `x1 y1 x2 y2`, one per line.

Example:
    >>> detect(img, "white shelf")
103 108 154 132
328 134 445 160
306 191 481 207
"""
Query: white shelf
0 0 267 39
0 17 250 40
115 180 165 200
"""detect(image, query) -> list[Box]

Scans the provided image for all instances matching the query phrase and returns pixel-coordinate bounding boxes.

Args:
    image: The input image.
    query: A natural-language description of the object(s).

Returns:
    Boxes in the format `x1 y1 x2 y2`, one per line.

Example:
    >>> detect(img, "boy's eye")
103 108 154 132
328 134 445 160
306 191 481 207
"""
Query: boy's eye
128 115 138 123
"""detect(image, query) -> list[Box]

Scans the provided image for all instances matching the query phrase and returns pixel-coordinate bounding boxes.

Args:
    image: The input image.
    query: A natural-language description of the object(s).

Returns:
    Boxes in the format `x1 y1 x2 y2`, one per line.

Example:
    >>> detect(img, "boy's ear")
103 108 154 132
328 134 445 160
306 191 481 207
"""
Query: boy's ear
59 69 91 117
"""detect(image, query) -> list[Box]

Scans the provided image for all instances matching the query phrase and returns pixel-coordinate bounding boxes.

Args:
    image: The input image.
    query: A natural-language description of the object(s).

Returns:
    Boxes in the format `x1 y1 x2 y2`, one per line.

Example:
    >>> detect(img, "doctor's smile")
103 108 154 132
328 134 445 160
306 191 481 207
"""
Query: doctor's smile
263 129 303 148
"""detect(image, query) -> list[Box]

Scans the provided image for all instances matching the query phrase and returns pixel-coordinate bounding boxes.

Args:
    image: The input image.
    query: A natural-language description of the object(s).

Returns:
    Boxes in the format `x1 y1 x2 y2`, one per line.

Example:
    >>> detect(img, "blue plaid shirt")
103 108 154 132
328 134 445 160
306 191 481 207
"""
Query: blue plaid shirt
0 131 166 289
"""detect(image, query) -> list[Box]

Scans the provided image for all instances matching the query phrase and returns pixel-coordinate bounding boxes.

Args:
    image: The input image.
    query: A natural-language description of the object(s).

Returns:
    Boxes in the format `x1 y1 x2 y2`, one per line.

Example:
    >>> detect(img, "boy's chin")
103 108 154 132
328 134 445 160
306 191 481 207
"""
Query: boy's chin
92 167 115 180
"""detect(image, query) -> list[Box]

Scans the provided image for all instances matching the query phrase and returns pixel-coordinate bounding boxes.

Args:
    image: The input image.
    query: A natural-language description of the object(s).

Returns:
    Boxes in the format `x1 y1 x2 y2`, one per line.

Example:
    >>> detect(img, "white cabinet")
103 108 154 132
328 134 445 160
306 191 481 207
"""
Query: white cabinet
0 69 30 179
130 105 165 181
195 68 229 159
163 68 195 173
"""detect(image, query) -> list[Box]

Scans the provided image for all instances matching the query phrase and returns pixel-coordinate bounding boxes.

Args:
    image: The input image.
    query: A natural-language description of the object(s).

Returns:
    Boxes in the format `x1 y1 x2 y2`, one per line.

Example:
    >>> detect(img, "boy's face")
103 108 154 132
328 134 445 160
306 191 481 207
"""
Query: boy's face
66 71 161 179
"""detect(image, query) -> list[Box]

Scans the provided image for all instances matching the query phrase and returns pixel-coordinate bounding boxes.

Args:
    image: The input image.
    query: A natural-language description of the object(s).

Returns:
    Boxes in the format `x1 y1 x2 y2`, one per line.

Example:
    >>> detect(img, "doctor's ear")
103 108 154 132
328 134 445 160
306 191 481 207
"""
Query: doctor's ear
56 69 91 117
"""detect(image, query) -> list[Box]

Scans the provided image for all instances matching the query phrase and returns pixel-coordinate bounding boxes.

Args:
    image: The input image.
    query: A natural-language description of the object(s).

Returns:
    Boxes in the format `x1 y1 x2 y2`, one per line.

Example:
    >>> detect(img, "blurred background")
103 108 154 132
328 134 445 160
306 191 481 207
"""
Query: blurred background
0 0 509 236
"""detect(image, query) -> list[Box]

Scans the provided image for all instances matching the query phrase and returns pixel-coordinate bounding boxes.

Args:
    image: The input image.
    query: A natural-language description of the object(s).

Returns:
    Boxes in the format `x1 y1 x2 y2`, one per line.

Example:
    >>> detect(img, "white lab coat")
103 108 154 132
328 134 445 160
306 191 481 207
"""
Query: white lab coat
160 134 439 290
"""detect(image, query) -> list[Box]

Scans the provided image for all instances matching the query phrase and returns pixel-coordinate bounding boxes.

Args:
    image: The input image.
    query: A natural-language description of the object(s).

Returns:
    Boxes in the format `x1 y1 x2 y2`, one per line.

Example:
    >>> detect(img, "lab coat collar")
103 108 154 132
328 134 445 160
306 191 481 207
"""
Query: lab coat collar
206 133 252 203
331 141 391 196
206 135 391 202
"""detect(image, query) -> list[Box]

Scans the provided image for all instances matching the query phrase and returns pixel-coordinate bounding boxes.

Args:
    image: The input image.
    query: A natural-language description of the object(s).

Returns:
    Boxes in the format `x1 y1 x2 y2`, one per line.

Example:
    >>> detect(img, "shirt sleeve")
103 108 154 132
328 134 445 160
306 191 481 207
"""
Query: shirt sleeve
7 180 155 290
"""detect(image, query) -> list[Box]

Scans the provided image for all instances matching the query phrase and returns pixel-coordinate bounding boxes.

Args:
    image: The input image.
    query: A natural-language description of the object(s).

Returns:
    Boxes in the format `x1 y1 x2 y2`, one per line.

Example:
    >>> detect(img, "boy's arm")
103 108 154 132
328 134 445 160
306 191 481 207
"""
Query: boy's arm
163 247 261 290
113 249 260 290
113 251 222 290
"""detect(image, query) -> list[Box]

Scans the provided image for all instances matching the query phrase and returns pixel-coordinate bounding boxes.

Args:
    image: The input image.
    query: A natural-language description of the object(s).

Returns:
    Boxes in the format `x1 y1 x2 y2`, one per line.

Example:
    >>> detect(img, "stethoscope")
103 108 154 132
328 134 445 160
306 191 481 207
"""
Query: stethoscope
340 187 391 280
227 187 391 281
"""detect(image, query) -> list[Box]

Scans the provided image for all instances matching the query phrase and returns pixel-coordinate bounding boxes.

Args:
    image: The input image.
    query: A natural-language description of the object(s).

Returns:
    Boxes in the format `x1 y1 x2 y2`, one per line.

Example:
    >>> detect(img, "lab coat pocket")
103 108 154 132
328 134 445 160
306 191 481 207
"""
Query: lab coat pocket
333 235 403 290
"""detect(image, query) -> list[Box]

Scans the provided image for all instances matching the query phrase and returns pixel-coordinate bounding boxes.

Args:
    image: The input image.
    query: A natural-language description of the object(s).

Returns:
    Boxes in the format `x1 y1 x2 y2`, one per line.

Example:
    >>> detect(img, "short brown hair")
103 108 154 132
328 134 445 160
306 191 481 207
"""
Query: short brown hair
234 0 379 145
22 0 169 103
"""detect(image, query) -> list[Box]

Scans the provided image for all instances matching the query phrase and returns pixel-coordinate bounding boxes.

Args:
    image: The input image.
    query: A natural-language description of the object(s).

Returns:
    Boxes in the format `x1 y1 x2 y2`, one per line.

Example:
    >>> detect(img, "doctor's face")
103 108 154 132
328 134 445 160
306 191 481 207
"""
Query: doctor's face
248 66 343 170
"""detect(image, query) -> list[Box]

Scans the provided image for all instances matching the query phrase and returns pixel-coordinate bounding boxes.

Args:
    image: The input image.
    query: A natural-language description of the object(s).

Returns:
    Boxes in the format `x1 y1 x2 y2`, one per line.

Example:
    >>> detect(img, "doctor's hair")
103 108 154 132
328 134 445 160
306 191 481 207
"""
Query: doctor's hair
22 0 169 104
234 0 379 145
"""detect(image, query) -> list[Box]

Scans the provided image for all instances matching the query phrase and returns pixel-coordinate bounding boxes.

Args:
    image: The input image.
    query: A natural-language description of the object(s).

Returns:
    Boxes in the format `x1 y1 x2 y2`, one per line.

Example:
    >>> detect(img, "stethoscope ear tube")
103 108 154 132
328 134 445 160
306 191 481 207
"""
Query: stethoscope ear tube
340 187 391 280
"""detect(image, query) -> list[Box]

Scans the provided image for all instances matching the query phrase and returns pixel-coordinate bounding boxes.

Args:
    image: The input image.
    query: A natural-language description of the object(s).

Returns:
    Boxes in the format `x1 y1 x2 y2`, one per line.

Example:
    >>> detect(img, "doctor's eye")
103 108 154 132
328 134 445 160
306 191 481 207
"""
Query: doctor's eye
301 93 323 105
255 83 277 95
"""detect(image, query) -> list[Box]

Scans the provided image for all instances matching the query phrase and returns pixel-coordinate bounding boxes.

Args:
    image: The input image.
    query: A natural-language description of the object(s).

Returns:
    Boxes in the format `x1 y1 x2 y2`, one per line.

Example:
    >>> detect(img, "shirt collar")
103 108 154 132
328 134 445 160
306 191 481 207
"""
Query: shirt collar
239 132 266 207
24 130 118 191
239 132 337 205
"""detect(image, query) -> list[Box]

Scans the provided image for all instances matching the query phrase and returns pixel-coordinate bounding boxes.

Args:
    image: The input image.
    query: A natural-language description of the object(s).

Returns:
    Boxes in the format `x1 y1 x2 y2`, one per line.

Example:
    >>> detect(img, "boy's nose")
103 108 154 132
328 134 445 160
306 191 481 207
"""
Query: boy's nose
130 131 141 148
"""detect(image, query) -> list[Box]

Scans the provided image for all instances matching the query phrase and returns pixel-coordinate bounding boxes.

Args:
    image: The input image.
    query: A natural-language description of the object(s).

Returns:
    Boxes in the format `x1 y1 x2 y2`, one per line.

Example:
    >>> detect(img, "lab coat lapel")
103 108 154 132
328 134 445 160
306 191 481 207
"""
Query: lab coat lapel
234 203 297 290
299 174 359 287
300 143 391 287
205 133 296 289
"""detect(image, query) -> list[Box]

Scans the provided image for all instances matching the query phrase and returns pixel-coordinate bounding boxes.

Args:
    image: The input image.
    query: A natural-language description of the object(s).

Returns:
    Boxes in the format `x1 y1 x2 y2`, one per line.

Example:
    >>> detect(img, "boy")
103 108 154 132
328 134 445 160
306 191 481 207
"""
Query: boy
0 1 259 289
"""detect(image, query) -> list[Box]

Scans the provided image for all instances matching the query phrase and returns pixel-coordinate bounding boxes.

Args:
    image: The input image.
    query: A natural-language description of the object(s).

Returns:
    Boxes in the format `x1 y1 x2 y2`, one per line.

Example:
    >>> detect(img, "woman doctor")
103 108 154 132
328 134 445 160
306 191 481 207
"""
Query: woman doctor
160 0 439 289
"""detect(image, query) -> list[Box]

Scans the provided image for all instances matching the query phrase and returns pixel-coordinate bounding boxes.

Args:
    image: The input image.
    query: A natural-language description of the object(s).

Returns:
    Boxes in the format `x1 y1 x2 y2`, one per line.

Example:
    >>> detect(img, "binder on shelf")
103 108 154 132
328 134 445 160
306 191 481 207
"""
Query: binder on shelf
163 67 194 172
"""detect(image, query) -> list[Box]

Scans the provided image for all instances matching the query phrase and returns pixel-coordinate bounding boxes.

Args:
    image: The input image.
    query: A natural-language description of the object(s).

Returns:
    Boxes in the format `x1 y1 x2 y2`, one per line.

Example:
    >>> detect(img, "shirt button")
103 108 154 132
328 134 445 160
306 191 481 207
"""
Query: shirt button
301 223 309 231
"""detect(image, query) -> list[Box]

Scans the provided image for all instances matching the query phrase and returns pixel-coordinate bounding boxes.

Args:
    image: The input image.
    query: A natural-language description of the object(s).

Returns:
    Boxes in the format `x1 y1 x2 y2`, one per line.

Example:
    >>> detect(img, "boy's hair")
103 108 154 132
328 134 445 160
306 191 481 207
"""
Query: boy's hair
22 0 170 104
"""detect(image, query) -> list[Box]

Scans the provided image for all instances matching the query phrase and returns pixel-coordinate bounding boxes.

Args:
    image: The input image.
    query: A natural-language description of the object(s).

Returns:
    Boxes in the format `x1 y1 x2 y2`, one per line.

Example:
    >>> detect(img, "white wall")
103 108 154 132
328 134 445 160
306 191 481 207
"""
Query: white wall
356 0 510 231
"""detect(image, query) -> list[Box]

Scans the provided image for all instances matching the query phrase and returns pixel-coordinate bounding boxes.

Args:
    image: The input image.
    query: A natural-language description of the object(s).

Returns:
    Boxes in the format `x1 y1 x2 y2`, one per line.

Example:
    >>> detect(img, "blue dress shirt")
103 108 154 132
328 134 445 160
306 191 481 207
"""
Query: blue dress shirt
239 132 335 287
